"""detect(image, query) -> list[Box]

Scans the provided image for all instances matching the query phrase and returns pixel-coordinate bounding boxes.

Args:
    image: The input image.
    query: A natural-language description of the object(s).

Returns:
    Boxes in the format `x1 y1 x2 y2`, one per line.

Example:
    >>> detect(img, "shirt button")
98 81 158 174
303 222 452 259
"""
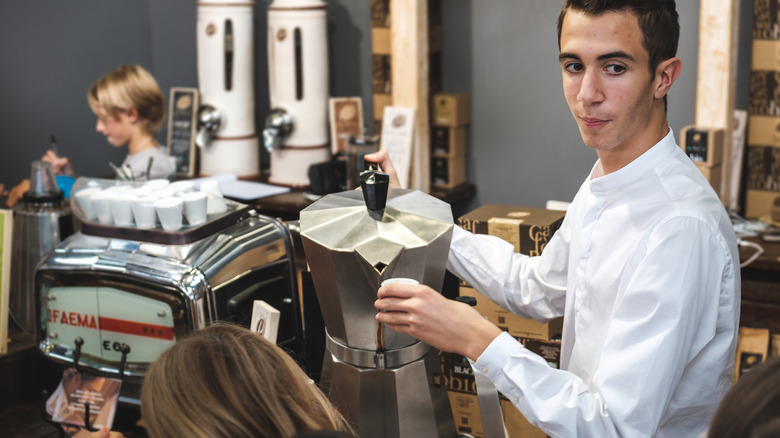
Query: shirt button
480 366 488 374
513 396 519 403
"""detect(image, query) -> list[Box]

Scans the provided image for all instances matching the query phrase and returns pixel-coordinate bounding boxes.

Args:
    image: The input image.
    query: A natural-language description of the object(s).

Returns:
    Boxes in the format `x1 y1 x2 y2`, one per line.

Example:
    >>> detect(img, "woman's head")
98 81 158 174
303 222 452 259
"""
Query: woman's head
87 64 165 136
708 356 780 438
140 323 352 438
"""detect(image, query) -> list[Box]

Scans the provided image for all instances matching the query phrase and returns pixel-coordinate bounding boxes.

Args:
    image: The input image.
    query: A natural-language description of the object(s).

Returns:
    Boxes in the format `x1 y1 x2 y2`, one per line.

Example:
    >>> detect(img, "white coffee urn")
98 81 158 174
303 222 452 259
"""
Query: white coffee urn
263 0 331 188
196 0 260 177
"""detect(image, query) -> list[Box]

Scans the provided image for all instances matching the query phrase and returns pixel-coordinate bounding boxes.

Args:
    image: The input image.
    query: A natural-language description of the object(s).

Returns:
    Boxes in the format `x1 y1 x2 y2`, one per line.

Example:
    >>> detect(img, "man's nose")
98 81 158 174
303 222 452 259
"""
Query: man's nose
578 70 604 105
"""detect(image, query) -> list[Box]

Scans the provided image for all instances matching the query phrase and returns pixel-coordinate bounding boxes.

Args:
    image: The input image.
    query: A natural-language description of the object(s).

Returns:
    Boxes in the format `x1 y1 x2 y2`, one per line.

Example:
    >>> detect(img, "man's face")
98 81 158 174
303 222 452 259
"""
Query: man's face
95 107 135 148
559 9 660 163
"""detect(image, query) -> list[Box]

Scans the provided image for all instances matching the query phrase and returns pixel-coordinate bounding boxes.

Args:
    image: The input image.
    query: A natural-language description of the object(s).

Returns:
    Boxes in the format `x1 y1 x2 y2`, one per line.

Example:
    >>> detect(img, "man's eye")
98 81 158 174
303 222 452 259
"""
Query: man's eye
565 63 584 73
606 64 626 74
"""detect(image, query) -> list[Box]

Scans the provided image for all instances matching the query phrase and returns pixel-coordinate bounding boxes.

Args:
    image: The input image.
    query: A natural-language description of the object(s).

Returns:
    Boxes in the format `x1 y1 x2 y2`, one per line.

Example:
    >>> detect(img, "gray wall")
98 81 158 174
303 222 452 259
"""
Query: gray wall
439 0 700 209
0 1 753 213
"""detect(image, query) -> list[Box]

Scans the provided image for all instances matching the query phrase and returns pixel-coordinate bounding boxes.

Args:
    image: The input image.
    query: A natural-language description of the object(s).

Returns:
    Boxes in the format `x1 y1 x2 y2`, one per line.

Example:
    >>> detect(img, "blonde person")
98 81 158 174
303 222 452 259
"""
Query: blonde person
45 64 173 181
140 323 354 438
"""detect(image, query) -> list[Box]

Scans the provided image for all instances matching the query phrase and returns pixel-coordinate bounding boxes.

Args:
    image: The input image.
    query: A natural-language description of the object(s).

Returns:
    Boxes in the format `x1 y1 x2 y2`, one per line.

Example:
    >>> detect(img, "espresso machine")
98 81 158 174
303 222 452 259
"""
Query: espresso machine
300 167 457 437
35 178 302 404
263 0 331 187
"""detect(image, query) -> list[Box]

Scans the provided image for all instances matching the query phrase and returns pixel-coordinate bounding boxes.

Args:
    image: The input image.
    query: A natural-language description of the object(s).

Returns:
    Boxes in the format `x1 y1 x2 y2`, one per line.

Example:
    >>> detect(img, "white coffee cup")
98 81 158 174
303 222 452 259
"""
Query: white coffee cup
168 180 195 195
199 180 222 197
110 192 135 227
74 187 102 221
154 197 183 231
182 191 208 226
381 278 420 287
199 181 228 215
131 193 158 229
142 179 171 191
90 191 115 225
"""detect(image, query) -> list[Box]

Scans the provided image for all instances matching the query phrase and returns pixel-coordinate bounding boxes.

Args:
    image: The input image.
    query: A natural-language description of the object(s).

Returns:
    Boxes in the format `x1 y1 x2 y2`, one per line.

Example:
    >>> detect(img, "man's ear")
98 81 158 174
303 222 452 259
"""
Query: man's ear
127 107 140 123
654 57 682 100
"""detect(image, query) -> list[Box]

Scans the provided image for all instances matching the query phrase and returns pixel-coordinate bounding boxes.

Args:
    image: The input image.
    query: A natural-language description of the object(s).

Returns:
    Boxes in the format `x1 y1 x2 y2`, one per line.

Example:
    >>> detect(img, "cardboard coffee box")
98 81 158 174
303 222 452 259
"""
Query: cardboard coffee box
432 126 467 157
458 204 565 257
433 93 470 127
460 285 563 342
457 204 565 342
733 326 771 382
371 27 391 55
445 392 546 438
438 347 556 437
431 155 467 188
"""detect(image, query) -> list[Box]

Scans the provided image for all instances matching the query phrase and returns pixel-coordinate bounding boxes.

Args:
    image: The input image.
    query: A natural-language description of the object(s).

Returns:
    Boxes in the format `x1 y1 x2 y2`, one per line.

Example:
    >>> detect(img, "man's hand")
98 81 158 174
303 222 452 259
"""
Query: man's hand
5 179 29 207
375 282 503 361
364 150 403 189
43 150 75 177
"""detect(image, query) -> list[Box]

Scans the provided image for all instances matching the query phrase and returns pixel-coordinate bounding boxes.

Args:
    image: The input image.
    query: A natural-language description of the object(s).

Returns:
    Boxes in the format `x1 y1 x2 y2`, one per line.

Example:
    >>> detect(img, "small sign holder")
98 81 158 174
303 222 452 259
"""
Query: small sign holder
329 97 364 155
167 87 200 178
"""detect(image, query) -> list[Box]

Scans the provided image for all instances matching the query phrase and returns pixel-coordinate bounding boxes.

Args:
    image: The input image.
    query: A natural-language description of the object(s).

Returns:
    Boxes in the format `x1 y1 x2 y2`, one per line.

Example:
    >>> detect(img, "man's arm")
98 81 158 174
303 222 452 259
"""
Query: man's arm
478 216 736 437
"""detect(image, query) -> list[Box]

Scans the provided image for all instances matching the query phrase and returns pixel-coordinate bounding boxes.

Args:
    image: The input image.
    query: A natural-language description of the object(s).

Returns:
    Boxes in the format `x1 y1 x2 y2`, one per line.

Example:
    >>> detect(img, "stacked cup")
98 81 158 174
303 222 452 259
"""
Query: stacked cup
71 179 222 232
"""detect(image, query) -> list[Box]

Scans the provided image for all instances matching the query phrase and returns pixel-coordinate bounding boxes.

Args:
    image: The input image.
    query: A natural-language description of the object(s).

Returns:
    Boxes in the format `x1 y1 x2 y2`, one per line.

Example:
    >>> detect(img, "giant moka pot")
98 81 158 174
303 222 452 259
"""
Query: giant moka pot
196 0 259 177
264 0 331 188
300 167 456 437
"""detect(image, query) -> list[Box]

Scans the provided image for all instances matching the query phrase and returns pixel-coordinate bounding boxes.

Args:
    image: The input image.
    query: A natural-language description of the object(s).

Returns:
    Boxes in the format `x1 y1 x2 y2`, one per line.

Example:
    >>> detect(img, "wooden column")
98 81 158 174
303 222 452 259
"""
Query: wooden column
695 0 740 208
391 0 430 192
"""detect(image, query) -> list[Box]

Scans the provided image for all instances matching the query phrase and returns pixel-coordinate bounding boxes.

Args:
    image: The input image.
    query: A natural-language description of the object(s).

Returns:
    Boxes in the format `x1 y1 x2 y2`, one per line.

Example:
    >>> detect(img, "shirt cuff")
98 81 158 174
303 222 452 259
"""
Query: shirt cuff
473 331 526 377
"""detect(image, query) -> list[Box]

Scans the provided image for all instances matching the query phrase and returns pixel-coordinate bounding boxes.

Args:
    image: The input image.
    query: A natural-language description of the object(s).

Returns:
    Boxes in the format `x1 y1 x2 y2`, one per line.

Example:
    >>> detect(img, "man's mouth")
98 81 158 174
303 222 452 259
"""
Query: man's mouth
580 117 609 129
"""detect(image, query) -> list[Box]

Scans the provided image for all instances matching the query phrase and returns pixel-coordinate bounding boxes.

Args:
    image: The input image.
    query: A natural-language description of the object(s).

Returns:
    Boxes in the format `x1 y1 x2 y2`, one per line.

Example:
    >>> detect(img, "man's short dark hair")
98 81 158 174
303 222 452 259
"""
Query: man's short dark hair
556 0 680 77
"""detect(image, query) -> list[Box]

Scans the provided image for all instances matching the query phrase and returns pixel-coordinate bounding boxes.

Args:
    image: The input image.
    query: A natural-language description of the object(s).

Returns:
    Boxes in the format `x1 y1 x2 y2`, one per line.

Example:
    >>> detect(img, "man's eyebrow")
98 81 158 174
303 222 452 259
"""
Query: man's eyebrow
597 51 636 62
558 52 580 62
558 51 637 62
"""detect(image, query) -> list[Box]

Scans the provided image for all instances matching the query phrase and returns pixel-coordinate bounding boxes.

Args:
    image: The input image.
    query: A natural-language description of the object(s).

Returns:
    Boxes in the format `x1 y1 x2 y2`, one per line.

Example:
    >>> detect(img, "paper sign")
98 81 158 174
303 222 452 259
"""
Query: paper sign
380 107 416 189
47 368 122 430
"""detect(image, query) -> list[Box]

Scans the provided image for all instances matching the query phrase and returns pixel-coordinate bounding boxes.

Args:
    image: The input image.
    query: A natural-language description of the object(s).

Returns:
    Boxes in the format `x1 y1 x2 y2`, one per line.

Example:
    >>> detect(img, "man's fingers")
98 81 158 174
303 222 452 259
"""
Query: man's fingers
377 284 421 299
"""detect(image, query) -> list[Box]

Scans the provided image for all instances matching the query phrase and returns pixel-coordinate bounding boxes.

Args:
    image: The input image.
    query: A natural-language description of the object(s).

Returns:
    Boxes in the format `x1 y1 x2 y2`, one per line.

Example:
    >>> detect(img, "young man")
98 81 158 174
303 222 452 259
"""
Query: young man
371 1 740 436
44 64 174 181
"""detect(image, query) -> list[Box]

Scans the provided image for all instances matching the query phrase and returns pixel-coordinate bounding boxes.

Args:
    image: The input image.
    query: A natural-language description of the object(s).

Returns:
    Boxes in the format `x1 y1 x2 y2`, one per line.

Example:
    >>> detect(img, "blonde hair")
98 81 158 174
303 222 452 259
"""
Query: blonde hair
140 323 353 438
87 64 165 133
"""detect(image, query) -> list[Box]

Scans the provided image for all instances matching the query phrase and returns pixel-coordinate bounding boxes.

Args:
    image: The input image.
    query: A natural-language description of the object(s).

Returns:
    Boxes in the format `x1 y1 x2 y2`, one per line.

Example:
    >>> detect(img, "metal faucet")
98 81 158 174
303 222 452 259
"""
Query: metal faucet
262 108 293 153
196 104 221 148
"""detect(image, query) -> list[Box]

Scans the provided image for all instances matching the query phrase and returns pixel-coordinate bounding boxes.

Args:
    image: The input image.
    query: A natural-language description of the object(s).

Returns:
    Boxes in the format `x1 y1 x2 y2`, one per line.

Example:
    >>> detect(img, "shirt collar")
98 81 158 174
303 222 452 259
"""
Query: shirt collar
588 128 677 194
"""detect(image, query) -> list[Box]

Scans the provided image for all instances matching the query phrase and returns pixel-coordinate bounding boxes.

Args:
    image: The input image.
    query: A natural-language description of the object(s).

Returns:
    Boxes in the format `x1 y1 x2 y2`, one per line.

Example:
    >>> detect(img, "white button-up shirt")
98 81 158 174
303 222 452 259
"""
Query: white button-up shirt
447 130 740 437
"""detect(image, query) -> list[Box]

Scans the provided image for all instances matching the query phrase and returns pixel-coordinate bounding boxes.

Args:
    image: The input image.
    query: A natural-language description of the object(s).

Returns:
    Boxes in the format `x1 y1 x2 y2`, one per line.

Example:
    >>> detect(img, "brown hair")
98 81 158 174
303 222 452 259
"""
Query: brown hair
556 0 679 76
141 323 353 438
87 64 165 133
707 356 780 438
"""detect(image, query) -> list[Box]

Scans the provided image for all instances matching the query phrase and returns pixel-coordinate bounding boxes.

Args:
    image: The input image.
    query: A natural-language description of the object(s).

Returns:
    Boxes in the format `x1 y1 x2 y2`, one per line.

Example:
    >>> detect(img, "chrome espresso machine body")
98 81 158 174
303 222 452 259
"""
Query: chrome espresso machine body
35 179 302 404
300 168 457 437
